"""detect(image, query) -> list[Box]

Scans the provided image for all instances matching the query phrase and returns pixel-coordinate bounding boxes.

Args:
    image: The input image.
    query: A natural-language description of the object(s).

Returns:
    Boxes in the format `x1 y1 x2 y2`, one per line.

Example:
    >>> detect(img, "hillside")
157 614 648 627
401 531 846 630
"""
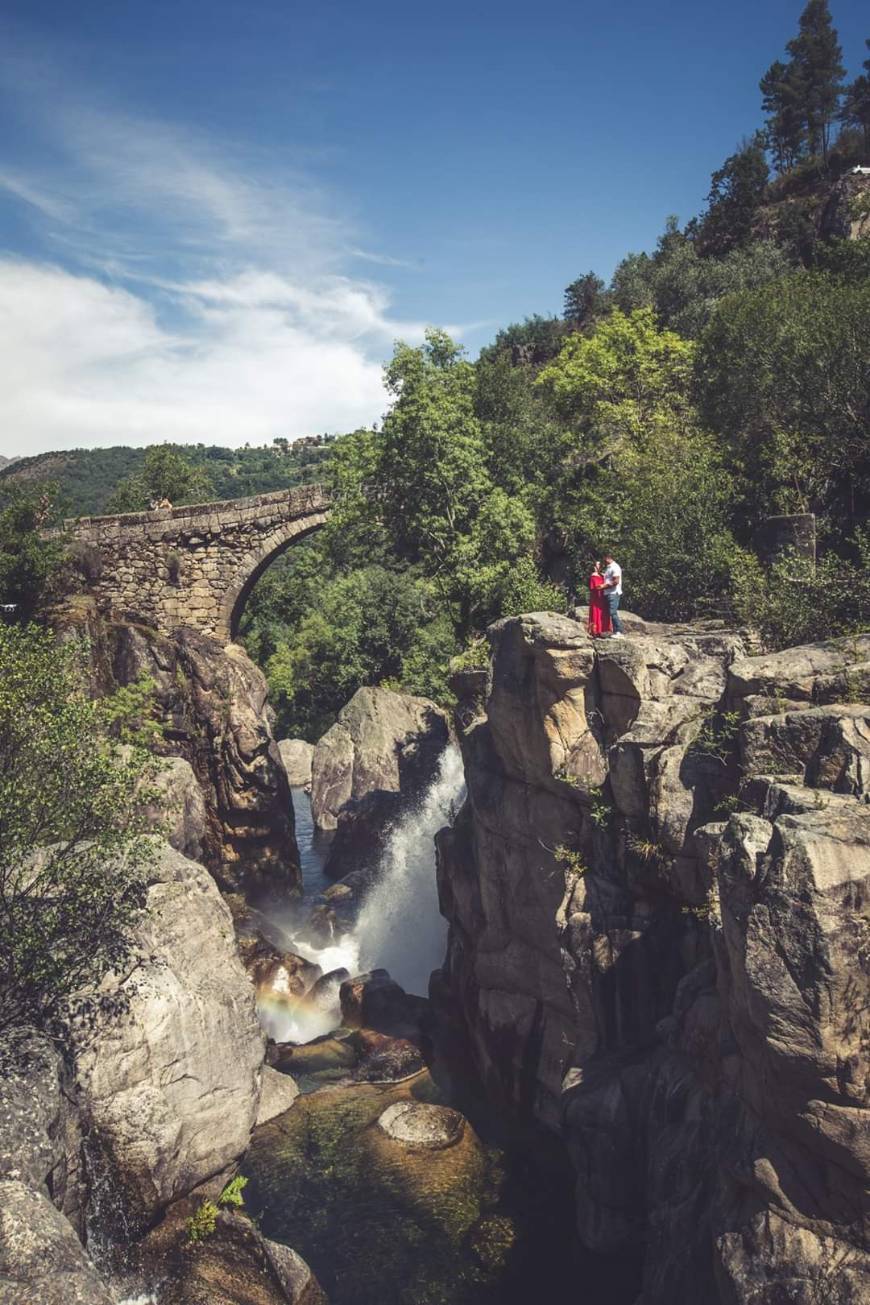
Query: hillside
0 438 336 517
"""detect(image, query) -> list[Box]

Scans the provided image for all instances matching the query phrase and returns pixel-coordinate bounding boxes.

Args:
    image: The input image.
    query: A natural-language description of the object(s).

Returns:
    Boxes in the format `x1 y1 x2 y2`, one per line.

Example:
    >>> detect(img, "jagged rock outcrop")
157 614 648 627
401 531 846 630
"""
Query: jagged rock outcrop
310 686 449 833
0 1032 109 1305
72 840 266 1235
436 613 869 1303
58 598 300 897
278 739 315 788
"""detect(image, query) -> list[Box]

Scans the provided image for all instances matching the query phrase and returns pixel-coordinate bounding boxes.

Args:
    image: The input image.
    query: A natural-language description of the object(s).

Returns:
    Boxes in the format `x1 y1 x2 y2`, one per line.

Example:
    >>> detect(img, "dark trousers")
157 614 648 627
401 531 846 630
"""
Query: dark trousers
606 590 622 633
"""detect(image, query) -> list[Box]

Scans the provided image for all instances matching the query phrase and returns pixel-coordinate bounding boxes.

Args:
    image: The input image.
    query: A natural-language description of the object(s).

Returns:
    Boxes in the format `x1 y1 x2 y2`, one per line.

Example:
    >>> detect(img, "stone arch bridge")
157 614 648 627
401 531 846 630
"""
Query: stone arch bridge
68 485 331 643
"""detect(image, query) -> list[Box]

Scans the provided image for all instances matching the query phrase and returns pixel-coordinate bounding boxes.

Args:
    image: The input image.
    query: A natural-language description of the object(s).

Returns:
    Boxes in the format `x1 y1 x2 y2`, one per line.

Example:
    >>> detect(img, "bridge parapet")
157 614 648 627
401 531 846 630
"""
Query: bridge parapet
68 483 331 642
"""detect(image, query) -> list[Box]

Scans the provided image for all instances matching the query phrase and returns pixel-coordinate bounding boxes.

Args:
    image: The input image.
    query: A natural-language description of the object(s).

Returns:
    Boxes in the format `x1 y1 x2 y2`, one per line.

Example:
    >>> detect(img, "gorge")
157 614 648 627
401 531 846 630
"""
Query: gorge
1 581 866 1305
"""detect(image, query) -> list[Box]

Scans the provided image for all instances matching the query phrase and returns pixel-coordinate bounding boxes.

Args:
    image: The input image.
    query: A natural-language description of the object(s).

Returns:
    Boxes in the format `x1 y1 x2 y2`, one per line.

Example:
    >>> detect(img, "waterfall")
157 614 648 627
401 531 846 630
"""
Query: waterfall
353 742 465 994
263 744 465 1041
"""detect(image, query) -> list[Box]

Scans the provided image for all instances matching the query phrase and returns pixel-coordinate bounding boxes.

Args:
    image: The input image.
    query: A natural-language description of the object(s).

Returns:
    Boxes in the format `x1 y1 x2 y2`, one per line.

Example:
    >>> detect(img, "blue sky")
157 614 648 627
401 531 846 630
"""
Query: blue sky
1 0 867 456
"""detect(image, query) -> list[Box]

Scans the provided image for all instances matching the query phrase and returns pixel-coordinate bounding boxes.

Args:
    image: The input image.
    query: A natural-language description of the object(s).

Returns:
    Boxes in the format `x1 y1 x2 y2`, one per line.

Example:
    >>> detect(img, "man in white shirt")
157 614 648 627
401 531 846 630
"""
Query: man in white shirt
601 554 624 637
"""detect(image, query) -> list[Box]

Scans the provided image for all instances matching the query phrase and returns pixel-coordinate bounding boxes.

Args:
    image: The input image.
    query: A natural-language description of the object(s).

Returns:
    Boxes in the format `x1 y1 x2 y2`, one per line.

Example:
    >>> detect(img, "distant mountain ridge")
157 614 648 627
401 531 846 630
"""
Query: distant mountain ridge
0 440 336 517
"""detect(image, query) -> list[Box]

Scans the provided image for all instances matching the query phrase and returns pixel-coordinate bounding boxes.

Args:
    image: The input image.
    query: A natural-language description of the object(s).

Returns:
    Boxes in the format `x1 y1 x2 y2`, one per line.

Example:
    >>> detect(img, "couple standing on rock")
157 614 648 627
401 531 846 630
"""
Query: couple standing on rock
588 554 624 638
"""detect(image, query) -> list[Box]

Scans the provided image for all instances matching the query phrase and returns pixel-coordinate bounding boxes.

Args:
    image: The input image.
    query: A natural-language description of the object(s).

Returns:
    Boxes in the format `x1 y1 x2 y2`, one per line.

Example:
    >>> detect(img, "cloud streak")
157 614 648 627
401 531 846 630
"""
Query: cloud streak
0 53 441 456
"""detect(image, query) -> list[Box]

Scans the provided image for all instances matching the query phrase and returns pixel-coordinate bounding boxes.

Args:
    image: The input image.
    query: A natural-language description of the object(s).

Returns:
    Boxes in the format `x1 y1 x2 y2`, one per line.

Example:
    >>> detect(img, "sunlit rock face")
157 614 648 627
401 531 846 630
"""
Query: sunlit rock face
436 612 870 1304
310 685 450 833
278 738 315 788
71 841 266 1234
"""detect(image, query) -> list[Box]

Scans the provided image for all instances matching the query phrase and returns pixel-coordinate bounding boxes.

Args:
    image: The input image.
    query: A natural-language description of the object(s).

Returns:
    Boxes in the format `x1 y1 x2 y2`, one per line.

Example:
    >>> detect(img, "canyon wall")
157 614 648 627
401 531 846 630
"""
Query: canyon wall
57 597 301 899
436 612 869 1303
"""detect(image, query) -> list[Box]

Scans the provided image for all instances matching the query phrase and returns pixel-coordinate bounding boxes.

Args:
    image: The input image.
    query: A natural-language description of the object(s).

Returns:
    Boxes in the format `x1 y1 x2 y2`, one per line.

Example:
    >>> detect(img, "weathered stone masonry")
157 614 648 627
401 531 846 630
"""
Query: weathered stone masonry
67 484 331 642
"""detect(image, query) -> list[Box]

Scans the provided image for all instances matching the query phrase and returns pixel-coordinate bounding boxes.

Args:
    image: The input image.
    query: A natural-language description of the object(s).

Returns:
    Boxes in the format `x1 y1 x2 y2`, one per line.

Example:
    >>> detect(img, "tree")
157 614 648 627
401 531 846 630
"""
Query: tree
107 444 213 513
840 39 870 151
0 484 67 619
697 135 770 256
786 0 845 165
0 626 153 1033
563 272 609 331
535 309 740 621
760 58 806 172
536 307 695 444
695 271 870 531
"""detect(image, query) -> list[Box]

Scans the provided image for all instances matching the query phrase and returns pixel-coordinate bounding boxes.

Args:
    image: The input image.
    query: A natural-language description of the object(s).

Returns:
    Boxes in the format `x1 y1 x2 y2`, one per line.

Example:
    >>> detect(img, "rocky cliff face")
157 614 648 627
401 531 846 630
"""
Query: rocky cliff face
72 841 267 1236
0 841 272 1302
436 613 869 1303
58 598 300 899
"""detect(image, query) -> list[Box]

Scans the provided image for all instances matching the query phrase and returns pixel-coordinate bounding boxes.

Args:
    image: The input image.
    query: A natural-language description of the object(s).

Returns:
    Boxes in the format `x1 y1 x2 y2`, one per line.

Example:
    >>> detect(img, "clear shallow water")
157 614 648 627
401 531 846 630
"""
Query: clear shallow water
291 786 333 905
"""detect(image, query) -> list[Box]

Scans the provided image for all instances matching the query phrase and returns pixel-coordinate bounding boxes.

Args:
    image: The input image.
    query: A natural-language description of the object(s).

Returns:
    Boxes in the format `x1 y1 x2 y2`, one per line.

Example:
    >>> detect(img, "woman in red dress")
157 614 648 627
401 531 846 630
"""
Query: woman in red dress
588 561 612 637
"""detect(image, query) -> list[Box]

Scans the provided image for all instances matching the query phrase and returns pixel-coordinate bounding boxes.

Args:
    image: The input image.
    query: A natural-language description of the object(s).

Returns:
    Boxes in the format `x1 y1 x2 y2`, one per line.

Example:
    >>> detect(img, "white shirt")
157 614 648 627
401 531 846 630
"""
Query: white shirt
603 561 622 596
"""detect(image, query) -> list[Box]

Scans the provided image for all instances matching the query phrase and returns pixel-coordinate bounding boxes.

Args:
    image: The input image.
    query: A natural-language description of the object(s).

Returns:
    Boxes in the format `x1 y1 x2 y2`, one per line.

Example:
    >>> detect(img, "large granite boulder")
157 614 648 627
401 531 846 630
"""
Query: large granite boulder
72 841 266 1233
0 1032 111 1305
0 1179 115 1305
310 685 450 832
278 739 314 788
436 617 870 1303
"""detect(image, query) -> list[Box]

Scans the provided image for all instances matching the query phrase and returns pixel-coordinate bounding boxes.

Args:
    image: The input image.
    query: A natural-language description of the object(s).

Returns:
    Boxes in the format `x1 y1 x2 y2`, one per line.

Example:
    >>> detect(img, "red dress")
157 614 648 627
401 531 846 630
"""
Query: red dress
588 573 612 637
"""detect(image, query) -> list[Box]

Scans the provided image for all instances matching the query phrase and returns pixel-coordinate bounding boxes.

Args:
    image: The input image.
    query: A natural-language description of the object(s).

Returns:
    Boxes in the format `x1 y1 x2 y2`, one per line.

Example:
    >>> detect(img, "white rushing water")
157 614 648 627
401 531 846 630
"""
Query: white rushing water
258 744 465 1043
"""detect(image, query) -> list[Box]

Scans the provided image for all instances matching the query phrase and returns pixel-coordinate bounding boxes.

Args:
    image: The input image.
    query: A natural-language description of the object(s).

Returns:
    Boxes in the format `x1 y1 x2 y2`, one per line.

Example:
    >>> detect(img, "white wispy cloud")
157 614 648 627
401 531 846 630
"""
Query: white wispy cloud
0 50 448 456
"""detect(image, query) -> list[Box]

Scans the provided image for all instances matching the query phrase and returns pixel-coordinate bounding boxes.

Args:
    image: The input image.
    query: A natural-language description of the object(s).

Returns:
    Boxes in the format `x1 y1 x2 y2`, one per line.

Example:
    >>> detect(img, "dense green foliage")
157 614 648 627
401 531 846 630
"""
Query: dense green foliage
0 626 153 1033
0 484 67 619
242 331 562 738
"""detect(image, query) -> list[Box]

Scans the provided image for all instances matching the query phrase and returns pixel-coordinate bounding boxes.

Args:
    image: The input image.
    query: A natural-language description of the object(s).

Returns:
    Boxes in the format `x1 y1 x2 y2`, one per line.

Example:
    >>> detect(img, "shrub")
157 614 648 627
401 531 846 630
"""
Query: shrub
0 626 154 1034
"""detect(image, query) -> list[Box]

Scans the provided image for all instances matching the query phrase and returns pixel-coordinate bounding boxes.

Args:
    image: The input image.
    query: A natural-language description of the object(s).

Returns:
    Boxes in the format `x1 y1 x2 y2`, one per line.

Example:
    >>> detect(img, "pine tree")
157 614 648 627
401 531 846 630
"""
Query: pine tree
840 39 870 152
760 59 806 172
563 272 608 332
698 134 770 255
787 0 845 165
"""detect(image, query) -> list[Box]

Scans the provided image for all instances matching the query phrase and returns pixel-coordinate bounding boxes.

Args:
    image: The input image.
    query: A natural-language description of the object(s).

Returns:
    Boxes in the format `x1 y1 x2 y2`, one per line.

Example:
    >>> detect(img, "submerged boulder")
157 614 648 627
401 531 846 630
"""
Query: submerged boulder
376 1101 464 1150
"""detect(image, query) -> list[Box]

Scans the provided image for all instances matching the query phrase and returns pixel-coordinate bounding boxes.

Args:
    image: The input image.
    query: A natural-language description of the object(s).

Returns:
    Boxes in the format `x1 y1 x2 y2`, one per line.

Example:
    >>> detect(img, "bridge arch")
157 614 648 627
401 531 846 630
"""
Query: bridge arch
67 484 331 644
220 513 328 642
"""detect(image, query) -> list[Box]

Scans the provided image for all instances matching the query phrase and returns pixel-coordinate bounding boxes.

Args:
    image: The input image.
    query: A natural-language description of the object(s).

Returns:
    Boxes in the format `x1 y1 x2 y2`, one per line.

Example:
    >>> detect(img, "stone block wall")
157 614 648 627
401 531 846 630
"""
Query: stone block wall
67 485 330 641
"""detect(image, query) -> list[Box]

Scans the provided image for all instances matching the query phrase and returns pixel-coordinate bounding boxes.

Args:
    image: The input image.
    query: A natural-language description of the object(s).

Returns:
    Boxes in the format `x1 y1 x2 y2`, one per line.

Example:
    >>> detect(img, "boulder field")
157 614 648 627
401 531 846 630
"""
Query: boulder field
435 613 869 1304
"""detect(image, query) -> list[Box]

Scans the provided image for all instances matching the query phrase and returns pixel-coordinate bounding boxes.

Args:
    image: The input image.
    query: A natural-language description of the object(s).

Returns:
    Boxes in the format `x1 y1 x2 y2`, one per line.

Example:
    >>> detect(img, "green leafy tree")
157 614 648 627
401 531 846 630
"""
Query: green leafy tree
610 219 792 338
698 134 770 256
0 484 67 619
0 626 153 1033
536 307 695 442
695 271 870 530
730 534 870 651
474 347 563 498
262 565 450 739
107 444 214 513
534 309 742 621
